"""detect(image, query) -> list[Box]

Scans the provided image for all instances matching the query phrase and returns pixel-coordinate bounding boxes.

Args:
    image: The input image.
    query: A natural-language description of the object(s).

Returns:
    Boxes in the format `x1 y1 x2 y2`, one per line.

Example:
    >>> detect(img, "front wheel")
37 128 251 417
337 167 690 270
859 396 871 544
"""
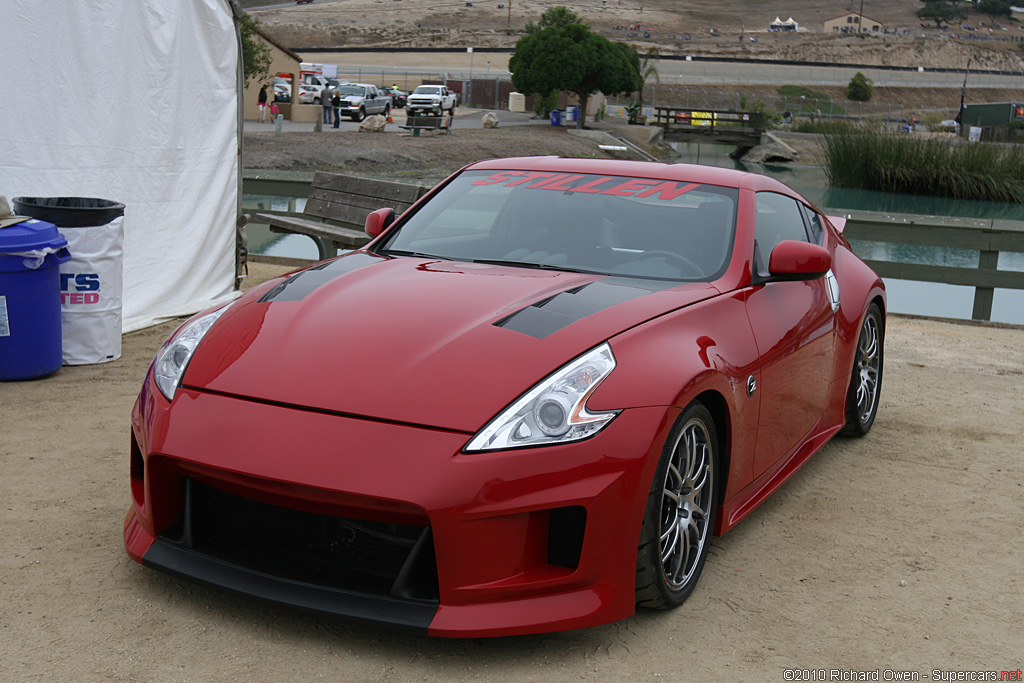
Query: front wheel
635 402 718 610
841 303 884 436
353 107 366 122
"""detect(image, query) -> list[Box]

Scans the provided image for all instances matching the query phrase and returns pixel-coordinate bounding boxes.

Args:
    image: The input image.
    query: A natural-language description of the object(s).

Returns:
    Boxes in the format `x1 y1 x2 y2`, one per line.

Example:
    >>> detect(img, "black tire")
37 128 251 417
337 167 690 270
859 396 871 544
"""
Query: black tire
353 107 366 122
635 402 718 610
840 303 884 437
383 105 390 117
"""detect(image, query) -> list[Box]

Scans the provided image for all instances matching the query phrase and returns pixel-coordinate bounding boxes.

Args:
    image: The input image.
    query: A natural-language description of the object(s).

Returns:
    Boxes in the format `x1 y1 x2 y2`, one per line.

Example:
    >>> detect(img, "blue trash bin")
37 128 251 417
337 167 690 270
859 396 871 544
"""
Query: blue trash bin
550 109 562 126
0 219 71 380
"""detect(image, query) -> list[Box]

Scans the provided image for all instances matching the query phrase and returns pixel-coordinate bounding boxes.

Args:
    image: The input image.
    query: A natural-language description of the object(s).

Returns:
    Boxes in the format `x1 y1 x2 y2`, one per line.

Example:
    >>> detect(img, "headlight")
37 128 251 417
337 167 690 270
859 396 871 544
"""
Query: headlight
464 343 620 452
153 304 232 401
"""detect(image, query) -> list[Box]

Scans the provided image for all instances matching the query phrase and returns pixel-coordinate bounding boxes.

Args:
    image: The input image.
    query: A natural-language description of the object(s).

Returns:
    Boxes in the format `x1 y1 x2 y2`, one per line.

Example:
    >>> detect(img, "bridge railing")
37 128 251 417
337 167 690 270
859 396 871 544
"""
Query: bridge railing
242 170 1024 322
839 211 1024 321
651 106 767 132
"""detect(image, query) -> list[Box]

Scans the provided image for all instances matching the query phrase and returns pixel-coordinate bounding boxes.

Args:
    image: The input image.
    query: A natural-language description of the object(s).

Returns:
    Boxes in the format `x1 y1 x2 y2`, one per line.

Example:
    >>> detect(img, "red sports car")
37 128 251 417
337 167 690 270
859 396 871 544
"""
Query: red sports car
124 157 885 637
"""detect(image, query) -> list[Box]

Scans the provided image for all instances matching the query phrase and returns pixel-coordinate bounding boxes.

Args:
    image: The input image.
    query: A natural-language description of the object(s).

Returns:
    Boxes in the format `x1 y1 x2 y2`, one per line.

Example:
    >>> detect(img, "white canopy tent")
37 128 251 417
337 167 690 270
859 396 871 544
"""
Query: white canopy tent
770 17 800 31
0 0 243 331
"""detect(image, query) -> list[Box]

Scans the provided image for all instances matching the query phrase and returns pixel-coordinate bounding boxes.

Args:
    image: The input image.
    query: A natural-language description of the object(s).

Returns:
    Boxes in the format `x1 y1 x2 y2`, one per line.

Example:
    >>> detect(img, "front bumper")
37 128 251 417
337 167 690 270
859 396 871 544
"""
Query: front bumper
407 100 441 111
124 378 676 637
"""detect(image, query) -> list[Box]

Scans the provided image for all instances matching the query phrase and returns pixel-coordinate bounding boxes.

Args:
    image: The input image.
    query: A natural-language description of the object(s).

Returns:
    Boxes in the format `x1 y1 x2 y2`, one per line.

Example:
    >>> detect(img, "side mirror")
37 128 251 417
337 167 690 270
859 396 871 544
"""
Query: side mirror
365 207 396 238
767 240 831 281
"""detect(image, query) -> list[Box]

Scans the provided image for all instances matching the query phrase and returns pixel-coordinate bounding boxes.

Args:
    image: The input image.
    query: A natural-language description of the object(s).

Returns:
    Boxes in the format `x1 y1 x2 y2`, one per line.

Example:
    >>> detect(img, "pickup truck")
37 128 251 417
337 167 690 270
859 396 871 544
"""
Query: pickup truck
331 83 391 121
406 85 457 116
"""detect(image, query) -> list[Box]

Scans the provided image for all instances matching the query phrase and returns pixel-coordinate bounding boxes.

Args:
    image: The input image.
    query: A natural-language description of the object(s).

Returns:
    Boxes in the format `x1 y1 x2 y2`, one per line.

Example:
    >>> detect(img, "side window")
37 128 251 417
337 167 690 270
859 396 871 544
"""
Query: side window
800 203 825 245
754 192 810 276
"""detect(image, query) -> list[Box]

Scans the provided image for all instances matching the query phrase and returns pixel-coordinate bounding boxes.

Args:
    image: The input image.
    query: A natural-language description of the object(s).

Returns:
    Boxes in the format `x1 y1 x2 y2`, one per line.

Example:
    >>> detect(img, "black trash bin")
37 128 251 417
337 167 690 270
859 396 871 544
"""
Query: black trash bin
13 197 126 365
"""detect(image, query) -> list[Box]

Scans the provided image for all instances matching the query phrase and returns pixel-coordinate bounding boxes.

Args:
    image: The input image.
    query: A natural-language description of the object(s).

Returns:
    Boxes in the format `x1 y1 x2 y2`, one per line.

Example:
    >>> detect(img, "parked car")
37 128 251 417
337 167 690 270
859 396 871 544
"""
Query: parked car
406 84 456 116
297 84 320 104
273 83 290 103
383 87 407 108
124 157 885 637
331 83 390 121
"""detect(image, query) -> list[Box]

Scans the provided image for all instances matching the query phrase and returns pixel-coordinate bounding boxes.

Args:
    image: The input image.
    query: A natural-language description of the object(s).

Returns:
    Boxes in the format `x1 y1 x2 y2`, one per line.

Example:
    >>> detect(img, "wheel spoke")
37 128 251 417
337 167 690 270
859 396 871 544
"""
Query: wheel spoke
667 462 683 490
661 520 679 564
672 519 691 583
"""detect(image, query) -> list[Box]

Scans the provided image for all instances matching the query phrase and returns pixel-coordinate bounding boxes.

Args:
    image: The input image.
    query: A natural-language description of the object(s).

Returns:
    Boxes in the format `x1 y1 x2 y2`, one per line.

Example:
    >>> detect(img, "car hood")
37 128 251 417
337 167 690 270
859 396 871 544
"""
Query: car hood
183 252 719 432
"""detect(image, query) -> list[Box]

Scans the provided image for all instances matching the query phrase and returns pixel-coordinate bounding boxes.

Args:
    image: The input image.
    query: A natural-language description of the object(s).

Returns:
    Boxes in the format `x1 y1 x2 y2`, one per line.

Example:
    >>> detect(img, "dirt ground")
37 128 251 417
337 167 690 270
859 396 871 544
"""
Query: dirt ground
247 0 1024 72
243 125 617 183
2 259 1023 681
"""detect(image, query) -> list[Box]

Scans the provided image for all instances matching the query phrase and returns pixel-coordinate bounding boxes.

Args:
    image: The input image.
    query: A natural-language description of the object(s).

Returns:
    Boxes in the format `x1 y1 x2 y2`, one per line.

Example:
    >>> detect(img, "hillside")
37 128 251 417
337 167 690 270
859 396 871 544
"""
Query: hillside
243 0 1024 72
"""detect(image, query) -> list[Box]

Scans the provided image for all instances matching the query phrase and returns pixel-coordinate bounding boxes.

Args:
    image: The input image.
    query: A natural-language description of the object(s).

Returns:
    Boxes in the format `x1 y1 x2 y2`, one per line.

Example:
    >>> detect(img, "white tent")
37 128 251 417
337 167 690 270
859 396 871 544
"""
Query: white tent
0 0 242 331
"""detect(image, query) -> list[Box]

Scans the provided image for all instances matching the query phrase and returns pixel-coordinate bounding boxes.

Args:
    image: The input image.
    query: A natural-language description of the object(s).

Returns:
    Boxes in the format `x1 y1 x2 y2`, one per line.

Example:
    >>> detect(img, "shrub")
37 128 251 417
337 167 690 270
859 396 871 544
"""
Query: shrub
847 72 873 102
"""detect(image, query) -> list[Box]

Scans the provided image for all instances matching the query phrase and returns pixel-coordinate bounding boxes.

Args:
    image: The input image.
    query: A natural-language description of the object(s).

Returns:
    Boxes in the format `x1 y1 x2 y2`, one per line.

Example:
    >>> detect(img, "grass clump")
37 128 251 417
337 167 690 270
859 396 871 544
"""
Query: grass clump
823 130 1024 203
790 119 858 135
777 85 845 116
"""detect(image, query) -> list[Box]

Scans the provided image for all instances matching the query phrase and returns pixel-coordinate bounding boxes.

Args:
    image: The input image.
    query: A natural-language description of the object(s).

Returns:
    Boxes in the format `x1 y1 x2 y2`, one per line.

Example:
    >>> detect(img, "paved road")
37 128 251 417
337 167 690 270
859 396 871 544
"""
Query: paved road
302 51 1024 90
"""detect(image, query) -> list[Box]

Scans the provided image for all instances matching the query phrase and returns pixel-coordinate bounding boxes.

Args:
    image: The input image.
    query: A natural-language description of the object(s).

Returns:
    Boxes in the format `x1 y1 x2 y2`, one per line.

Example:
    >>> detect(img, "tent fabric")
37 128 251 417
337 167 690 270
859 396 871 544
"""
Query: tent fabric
0 0 239 332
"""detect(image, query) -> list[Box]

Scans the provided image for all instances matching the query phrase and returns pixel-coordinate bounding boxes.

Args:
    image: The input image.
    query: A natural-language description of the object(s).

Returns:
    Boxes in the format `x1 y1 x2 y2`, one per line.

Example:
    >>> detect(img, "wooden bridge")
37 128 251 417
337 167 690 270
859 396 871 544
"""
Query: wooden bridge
651 107 766 146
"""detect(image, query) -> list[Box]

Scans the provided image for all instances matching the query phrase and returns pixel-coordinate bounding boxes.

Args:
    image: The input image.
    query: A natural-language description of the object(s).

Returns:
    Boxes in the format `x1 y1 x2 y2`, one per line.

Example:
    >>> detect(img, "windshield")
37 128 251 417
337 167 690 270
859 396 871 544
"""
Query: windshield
336 85 365 96
377 170 738 281
413 86 441 95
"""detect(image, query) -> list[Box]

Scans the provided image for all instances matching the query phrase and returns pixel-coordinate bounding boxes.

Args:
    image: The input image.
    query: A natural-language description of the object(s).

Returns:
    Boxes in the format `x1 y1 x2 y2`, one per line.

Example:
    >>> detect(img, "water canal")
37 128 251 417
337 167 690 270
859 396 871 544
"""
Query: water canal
245 143 1024 325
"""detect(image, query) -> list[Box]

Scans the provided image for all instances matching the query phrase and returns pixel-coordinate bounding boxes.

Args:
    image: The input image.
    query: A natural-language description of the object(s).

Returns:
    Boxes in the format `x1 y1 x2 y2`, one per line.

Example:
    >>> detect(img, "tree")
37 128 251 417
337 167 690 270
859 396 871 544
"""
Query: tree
917 0 966 28
847 72 873 101
240 14 272 89
977 0 1013 24
524 5 584 34
620 45 660 120
510 11 641 129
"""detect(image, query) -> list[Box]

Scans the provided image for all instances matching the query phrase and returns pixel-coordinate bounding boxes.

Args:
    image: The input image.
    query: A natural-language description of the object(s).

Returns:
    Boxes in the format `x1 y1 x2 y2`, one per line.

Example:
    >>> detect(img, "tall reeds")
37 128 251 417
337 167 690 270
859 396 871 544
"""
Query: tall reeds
822 131 1024 203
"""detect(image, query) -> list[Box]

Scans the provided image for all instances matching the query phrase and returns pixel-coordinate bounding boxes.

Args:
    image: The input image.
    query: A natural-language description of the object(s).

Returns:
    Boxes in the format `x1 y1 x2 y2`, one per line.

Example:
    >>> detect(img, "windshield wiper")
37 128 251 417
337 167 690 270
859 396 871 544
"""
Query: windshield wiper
382 249 451 260
469 258 604 275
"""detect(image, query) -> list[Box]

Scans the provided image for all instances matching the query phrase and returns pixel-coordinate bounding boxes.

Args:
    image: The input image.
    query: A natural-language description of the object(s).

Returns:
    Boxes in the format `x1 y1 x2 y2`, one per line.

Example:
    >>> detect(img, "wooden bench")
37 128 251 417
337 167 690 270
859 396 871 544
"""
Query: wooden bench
253 172 429 260
399 114 453 135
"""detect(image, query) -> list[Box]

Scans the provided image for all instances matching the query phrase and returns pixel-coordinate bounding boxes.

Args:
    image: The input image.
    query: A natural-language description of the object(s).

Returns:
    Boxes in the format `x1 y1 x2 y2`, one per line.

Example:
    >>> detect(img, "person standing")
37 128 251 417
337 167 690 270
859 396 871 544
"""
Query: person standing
332 89 342 128
258 85 268 123
321 85 333 125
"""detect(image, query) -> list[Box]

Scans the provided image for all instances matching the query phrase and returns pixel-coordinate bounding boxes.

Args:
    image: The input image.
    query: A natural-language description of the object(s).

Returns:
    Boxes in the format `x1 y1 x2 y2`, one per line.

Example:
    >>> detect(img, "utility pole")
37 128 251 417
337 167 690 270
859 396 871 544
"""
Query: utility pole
858 0 864 33
955 58 972 126
507 0 511 28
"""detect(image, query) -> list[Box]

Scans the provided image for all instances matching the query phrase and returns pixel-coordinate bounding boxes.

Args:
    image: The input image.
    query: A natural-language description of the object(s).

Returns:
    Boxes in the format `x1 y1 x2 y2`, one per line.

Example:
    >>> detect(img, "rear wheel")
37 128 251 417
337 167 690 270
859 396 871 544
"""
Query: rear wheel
840 303 883 436
636 402 718 609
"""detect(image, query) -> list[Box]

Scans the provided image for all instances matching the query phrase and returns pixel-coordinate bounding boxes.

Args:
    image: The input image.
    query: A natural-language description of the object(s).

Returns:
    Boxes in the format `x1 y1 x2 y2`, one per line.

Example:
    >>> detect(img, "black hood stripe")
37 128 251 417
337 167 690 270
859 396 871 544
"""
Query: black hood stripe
495 277 675 339
259 253 381 303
